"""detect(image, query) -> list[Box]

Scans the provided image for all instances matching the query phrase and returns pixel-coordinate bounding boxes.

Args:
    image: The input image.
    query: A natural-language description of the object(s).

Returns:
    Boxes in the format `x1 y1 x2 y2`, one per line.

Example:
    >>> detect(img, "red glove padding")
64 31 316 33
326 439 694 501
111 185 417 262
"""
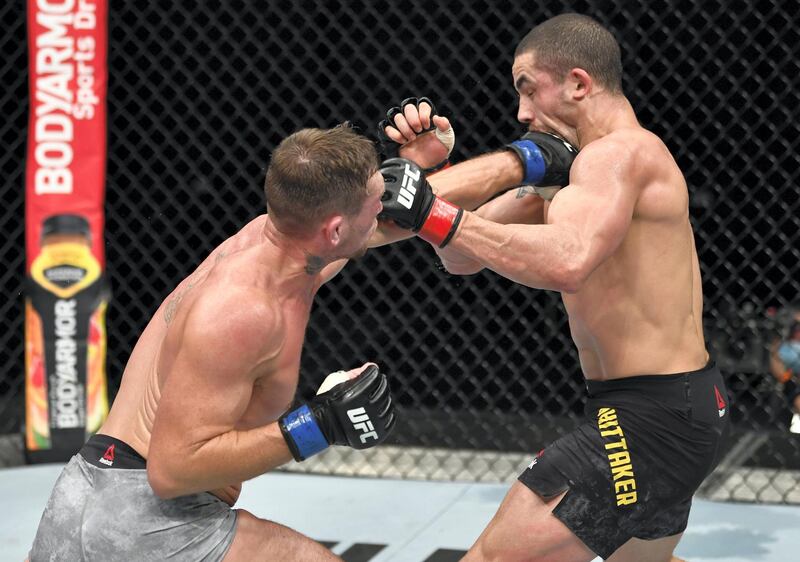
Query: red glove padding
379 158 462 247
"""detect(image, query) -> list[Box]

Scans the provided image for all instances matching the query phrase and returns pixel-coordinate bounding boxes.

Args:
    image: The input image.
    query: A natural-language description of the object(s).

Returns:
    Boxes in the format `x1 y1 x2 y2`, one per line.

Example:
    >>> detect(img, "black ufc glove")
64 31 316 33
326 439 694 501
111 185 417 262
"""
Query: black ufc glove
278 365 396 461
380 157 463 247
506 132 578 188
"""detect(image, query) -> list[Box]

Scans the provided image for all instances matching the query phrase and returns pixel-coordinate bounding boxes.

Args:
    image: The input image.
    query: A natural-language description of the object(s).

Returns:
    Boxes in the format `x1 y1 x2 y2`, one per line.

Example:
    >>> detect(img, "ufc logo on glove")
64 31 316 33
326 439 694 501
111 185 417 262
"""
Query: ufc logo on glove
398 164 420 209
348 407 379 443
278 365 395 461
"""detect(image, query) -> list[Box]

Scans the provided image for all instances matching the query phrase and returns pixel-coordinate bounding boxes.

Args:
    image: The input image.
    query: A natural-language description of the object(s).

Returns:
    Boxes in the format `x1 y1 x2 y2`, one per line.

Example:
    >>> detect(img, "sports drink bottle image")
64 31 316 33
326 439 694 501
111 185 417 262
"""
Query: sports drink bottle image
25 213 109 463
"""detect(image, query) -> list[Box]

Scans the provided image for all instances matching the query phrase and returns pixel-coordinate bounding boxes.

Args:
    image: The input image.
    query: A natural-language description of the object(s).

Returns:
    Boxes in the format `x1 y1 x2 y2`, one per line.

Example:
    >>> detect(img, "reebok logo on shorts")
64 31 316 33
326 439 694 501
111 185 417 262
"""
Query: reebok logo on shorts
714 385 726 417
597 408 638 506
99 444 115 466
527 449 545 469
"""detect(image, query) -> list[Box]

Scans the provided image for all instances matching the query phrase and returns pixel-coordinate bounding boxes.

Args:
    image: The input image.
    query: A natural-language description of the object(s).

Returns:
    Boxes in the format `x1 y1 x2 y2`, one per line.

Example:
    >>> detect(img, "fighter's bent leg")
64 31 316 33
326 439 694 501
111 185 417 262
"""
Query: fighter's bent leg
223 509 341 561
605 533 684 562
463 482 596 562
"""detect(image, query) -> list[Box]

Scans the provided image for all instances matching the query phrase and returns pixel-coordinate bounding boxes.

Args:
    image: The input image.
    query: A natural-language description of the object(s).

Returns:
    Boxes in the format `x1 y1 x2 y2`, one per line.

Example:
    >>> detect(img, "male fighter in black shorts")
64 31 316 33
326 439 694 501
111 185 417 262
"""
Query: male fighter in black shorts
378 13 730 561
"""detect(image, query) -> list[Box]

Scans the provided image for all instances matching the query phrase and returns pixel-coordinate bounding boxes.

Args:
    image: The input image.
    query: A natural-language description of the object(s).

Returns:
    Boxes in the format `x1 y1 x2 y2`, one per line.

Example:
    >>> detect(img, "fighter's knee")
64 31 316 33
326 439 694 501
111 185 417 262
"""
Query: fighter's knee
470 545 519 562
465 539 495 562
468 532 522 562
224 509 269 560
228 509 339 561
233 509 268 535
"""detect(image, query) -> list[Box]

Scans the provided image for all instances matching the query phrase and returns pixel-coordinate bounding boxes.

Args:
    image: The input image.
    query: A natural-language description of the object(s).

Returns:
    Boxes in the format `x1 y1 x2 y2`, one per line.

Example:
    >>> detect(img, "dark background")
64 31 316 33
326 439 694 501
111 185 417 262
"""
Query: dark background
1 0 798 499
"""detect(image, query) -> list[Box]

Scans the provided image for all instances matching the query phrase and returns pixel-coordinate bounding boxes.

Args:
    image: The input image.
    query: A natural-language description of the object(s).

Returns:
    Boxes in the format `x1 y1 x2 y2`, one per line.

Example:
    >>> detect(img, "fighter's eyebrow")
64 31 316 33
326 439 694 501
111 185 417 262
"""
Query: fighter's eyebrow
514 75 531 93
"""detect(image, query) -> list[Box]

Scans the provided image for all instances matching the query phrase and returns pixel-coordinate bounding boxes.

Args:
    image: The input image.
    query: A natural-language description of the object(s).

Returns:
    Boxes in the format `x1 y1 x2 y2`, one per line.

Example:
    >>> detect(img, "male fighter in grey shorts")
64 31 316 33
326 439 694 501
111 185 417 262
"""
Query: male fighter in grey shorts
30 126 397 561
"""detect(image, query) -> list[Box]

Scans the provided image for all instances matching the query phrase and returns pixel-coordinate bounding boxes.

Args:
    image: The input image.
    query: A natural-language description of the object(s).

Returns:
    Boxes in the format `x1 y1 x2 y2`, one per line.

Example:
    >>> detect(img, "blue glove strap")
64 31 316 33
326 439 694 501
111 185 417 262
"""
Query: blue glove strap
283 405 329 460
511 139 546 184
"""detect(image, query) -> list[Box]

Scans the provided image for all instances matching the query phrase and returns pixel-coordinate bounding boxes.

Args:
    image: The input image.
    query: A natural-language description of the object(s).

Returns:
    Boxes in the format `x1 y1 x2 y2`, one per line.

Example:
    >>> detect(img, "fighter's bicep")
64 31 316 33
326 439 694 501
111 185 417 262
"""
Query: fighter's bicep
153 346 255 448
151 298 280 453
546 141 639 271
549 180 634 251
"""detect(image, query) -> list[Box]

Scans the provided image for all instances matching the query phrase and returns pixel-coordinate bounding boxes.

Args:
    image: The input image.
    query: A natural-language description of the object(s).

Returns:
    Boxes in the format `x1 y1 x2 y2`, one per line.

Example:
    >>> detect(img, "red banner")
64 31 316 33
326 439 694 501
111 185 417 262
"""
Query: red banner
25 0 109 463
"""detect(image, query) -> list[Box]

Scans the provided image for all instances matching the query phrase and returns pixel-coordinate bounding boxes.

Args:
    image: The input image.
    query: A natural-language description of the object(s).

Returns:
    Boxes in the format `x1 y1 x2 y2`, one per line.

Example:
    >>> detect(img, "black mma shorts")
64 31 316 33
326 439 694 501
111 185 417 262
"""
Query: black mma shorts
518 361 731 559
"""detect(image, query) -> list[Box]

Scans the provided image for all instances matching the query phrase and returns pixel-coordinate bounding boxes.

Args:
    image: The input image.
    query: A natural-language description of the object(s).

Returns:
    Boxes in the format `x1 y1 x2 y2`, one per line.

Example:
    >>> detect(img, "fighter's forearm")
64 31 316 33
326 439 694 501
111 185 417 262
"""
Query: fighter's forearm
430 151 523 210
448 212 582 292
149 422 292 499
436 187 546 275
370 151 523 248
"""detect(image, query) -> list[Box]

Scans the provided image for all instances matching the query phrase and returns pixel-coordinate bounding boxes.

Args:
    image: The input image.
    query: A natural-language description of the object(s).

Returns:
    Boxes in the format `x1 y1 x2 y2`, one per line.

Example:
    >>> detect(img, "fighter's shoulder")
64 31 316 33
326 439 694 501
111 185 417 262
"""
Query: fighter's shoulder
575 129 665 179
183 286 284 361
578 128 654 156
219 214 269 252
242 214 269 232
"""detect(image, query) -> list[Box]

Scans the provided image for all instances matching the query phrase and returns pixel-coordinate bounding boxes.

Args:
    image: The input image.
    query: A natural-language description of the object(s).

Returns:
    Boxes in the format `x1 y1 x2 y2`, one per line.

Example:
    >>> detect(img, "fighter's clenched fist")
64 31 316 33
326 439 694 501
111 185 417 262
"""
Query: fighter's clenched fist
279 364 396 461
379 158 463 248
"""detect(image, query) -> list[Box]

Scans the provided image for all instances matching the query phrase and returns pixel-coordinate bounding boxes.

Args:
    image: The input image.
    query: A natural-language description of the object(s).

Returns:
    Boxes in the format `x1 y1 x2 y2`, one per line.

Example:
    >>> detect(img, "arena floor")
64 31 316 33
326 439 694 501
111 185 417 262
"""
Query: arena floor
3 463 800 562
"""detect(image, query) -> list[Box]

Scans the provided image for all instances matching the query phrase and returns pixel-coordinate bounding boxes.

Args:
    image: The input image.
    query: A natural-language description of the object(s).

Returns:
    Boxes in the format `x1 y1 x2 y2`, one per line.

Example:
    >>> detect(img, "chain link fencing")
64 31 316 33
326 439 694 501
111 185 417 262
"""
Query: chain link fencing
1 0 798 503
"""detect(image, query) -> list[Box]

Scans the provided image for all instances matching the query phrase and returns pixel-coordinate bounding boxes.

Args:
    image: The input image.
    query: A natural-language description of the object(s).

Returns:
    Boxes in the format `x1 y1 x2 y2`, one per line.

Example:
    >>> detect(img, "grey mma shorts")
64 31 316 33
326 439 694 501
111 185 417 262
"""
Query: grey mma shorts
29 435 237 561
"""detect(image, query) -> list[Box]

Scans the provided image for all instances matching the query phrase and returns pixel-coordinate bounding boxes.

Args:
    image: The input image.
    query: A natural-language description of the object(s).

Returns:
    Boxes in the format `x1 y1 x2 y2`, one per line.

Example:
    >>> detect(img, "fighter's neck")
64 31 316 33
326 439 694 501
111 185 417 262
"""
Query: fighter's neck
574 95 639 147
254 218 329 297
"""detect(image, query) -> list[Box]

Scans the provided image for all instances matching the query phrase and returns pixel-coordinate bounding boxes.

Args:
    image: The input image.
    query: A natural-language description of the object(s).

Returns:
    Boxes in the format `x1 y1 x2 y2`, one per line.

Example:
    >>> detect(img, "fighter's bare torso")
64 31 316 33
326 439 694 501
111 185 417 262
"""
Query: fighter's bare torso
546 127 707 379
384 93 709 382
98 215 311 503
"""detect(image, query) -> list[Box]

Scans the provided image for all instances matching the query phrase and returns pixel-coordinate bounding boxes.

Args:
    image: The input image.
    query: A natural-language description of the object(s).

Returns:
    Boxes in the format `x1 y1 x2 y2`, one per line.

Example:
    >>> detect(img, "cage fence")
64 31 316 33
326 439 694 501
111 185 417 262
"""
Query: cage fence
1 0 798 503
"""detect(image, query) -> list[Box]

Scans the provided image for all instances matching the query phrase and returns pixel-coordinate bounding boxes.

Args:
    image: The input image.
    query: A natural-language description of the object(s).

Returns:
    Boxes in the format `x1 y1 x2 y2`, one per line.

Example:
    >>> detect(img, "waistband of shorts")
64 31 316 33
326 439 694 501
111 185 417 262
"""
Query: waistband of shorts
79 433 147 469
585 360 719 399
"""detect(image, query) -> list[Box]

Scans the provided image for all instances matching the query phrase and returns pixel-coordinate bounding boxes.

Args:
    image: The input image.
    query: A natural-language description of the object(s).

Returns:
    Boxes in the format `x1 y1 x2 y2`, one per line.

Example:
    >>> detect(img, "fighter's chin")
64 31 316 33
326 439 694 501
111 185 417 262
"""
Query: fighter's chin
347 245 369 261
334 244 368 262
529 125 562 137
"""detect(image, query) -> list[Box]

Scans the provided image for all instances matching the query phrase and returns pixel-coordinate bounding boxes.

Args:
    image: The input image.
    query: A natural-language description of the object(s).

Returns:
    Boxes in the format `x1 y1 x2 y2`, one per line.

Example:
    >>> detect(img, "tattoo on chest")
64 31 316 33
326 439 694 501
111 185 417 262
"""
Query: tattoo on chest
305 255 325 275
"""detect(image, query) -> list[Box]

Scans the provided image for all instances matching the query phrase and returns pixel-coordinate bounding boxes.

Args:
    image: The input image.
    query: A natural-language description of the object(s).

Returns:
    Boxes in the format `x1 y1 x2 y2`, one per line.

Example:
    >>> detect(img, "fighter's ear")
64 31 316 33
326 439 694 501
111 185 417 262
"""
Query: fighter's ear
568 68 593 100
321 214 345 247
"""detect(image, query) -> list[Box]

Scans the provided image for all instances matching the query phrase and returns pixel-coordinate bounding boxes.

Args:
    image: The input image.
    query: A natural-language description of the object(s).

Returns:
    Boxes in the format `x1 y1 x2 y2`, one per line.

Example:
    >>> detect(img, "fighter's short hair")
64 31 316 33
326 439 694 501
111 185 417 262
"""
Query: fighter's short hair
265 124 379 233
515 13 623 94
